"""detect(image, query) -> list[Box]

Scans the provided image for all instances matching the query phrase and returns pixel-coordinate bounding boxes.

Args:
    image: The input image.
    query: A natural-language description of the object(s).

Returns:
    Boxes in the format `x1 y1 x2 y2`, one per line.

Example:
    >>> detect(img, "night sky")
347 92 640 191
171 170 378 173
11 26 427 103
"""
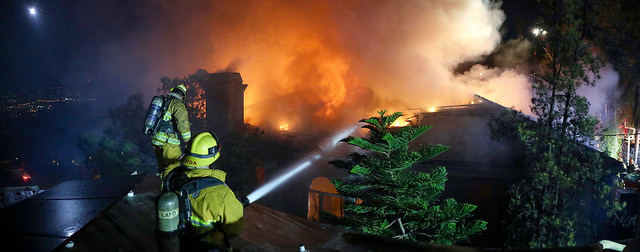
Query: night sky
0 1 165 185
0 1 131 92
1 0 222 100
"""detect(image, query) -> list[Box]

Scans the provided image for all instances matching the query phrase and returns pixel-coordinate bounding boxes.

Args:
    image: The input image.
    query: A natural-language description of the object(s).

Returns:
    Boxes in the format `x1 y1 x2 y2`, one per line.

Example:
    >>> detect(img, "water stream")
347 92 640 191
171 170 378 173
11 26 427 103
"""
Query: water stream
245 124 360 204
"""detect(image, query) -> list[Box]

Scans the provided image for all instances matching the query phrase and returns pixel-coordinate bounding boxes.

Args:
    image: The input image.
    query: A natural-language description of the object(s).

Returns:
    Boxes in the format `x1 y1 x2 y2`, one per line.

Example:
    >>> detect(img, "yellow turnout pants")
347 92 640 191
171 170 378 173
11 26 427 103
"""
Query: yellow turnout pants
153 143 183 179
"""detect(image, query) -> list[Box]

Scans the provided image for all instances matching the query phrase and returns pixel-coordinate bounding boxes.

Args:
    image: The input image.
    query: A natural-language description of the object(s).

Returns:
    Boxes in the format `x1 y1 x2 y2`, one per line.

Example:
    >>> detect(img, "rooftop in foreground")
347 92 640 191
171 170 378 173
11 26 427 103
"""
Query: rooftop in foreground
43 175 613 251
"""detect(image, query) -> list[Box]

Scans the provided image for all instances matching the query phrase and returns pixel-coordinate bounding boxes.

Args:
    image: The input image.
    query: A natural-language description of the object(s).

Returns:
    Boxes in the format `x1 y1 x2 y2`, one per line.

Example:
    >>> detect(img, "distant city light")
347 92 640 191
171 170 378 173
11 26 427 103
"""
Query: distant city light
29 8 36 15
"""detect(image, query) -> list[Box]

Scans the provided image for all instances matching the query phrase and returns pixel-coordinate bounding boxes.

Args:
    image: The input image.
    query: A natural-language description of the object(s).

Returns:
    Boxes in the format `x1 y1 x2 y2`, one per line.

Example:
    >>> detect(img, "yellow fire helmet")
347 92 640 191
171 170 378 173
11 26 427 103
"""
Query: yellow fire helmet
170 84 187 100
182 132 221 168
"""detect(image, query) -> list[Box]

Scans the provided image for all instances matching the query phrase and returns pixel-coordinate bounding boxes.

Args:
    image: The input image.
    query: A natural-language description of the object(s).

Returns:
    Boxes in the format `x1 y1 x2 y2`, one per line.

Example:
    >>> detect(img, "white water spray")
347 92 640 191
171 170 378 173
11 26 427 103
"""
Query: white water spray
245 124 361 204
246 154 321 203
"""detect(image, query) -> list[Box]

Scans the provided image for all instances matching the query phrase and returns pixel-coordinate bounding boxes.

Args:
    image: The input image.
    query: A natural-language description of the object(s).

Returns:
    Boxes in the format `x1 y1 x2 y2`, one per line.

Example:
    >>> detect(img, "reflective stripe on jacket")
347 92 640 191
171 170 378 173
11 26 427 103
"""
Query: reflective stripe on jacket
151 98 191 145
184 169 244 245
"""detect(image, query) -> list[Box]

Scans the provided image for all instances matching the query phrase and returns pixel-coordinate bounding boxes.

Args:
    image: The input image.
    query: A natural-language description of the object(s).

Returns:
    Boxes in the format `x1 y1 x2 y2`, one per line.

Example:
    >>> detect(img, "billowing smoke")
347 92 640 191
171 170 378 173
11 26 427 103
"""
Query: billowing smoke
66 0 534 132
455 38 534 113
577 64 621 125
455 64 532 113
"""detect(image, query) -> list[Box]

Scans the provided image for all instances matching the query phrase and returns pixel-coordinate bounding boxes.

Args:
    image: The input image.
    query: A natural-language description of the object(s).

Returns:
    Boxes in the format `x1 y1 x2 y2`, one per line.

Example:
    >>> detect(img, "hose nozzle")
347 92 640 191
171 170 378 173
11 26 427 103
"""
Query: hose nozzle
238 196 250 207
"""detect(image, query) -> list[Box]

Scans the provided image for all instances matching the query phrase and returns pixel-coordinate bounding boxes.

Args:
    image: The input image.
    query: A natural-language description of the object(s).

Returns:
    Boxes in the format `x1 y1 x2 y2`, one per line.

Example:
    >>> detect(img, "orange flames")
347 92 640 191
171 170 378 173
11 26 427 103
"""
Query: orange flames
279 122 289 131
391 116 411 127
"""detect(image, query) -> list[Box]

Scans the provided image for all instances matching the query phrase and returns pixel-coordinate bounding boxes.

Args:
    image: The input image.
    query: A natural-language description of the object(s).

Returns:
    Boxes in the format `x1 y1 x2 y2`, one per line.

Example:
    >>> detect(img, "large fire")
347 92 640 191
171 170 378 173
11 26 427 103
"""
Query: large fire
146 0 532 131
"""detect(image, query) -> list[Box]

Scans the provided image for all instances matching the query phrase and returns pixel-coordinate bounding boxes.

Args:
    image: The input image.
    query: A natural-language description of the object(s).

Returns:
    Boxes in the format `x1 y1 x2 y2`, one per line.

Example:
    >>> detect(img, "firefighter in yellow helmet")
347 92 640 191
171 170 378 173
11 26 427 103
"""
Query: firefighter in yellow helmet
174 132 244 250
151 84 191 178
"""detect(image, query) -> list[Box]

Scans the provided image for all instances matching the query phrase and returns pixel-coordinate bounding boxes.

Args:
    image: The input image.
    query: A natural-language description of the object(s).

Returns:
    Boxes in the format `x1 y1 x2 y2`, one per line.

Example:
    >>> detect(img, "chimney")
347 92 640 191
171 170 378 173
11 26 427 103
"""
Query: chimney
203 72 248 135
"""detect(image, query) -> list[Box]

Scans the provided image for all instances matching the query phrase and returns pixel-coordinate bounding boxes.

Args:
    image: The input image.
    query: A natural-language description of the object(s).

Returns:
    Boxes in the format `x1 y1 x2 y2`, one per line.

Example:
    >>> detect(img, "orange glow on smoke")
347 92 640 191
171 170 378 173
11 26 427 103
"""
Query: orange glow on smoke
239 39 352 131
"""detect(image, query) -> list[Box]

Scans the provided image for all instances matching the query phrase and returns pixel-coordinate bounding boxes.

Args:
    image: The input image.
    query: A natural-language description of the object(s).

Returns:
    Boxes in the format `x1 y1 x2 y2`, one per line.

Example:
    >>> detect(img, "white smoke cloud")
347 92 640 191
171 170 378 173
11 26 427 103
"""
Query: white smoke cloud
333 0 508 109
455 64 532 113
577 63 621 122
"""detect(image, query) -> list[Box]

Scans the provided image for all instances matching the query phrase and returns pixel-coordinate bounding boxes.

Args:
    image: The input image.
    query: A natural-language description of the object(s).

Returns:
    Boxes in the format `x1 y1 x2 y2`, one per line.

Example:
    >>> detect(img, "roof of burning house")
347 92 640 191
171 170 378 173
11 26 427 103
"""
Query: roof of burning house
411 94 525 178
410 94 622 177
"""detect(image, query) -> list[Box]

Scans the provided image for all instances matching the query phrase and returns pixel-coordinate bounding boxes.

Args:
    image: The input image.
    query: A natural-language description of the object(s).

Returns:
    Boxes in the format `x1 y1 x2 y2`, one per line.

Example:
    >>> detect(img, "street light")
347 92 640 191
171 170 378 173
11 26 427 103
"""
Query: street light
532 27 547 37
28 7 36 16
532 26 552 60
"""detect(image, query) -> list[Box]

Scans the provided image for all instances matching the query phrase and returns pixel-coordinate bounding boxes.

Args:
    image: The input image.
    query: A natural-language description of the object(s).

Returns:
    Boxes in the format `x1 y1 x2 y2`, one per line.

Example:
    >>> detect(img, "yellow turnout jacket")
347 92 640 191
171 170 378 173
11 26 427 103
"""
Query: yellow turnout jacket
151 98 191 146
183 168 244 246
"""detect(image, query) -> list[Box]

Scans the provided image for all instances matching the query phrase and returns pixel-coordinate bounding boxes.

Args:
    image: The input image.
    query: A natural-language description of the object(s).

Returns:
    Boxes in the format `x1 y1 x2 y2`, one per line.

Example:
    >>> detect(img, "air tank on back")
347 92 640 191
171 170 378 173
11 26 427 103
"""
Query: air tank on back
144 96 164 134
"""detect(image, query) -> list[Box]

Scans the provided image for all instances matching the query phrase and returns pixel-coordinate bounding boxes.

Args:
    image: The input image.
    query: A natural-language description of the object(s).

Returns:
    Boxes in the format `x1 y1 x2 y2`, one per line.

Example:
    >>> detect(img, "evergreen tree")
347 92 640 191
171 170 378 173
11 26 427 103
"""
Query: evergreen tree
331 110 486 245
491 0 626 247
529 0 602 138
593 0 640 161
